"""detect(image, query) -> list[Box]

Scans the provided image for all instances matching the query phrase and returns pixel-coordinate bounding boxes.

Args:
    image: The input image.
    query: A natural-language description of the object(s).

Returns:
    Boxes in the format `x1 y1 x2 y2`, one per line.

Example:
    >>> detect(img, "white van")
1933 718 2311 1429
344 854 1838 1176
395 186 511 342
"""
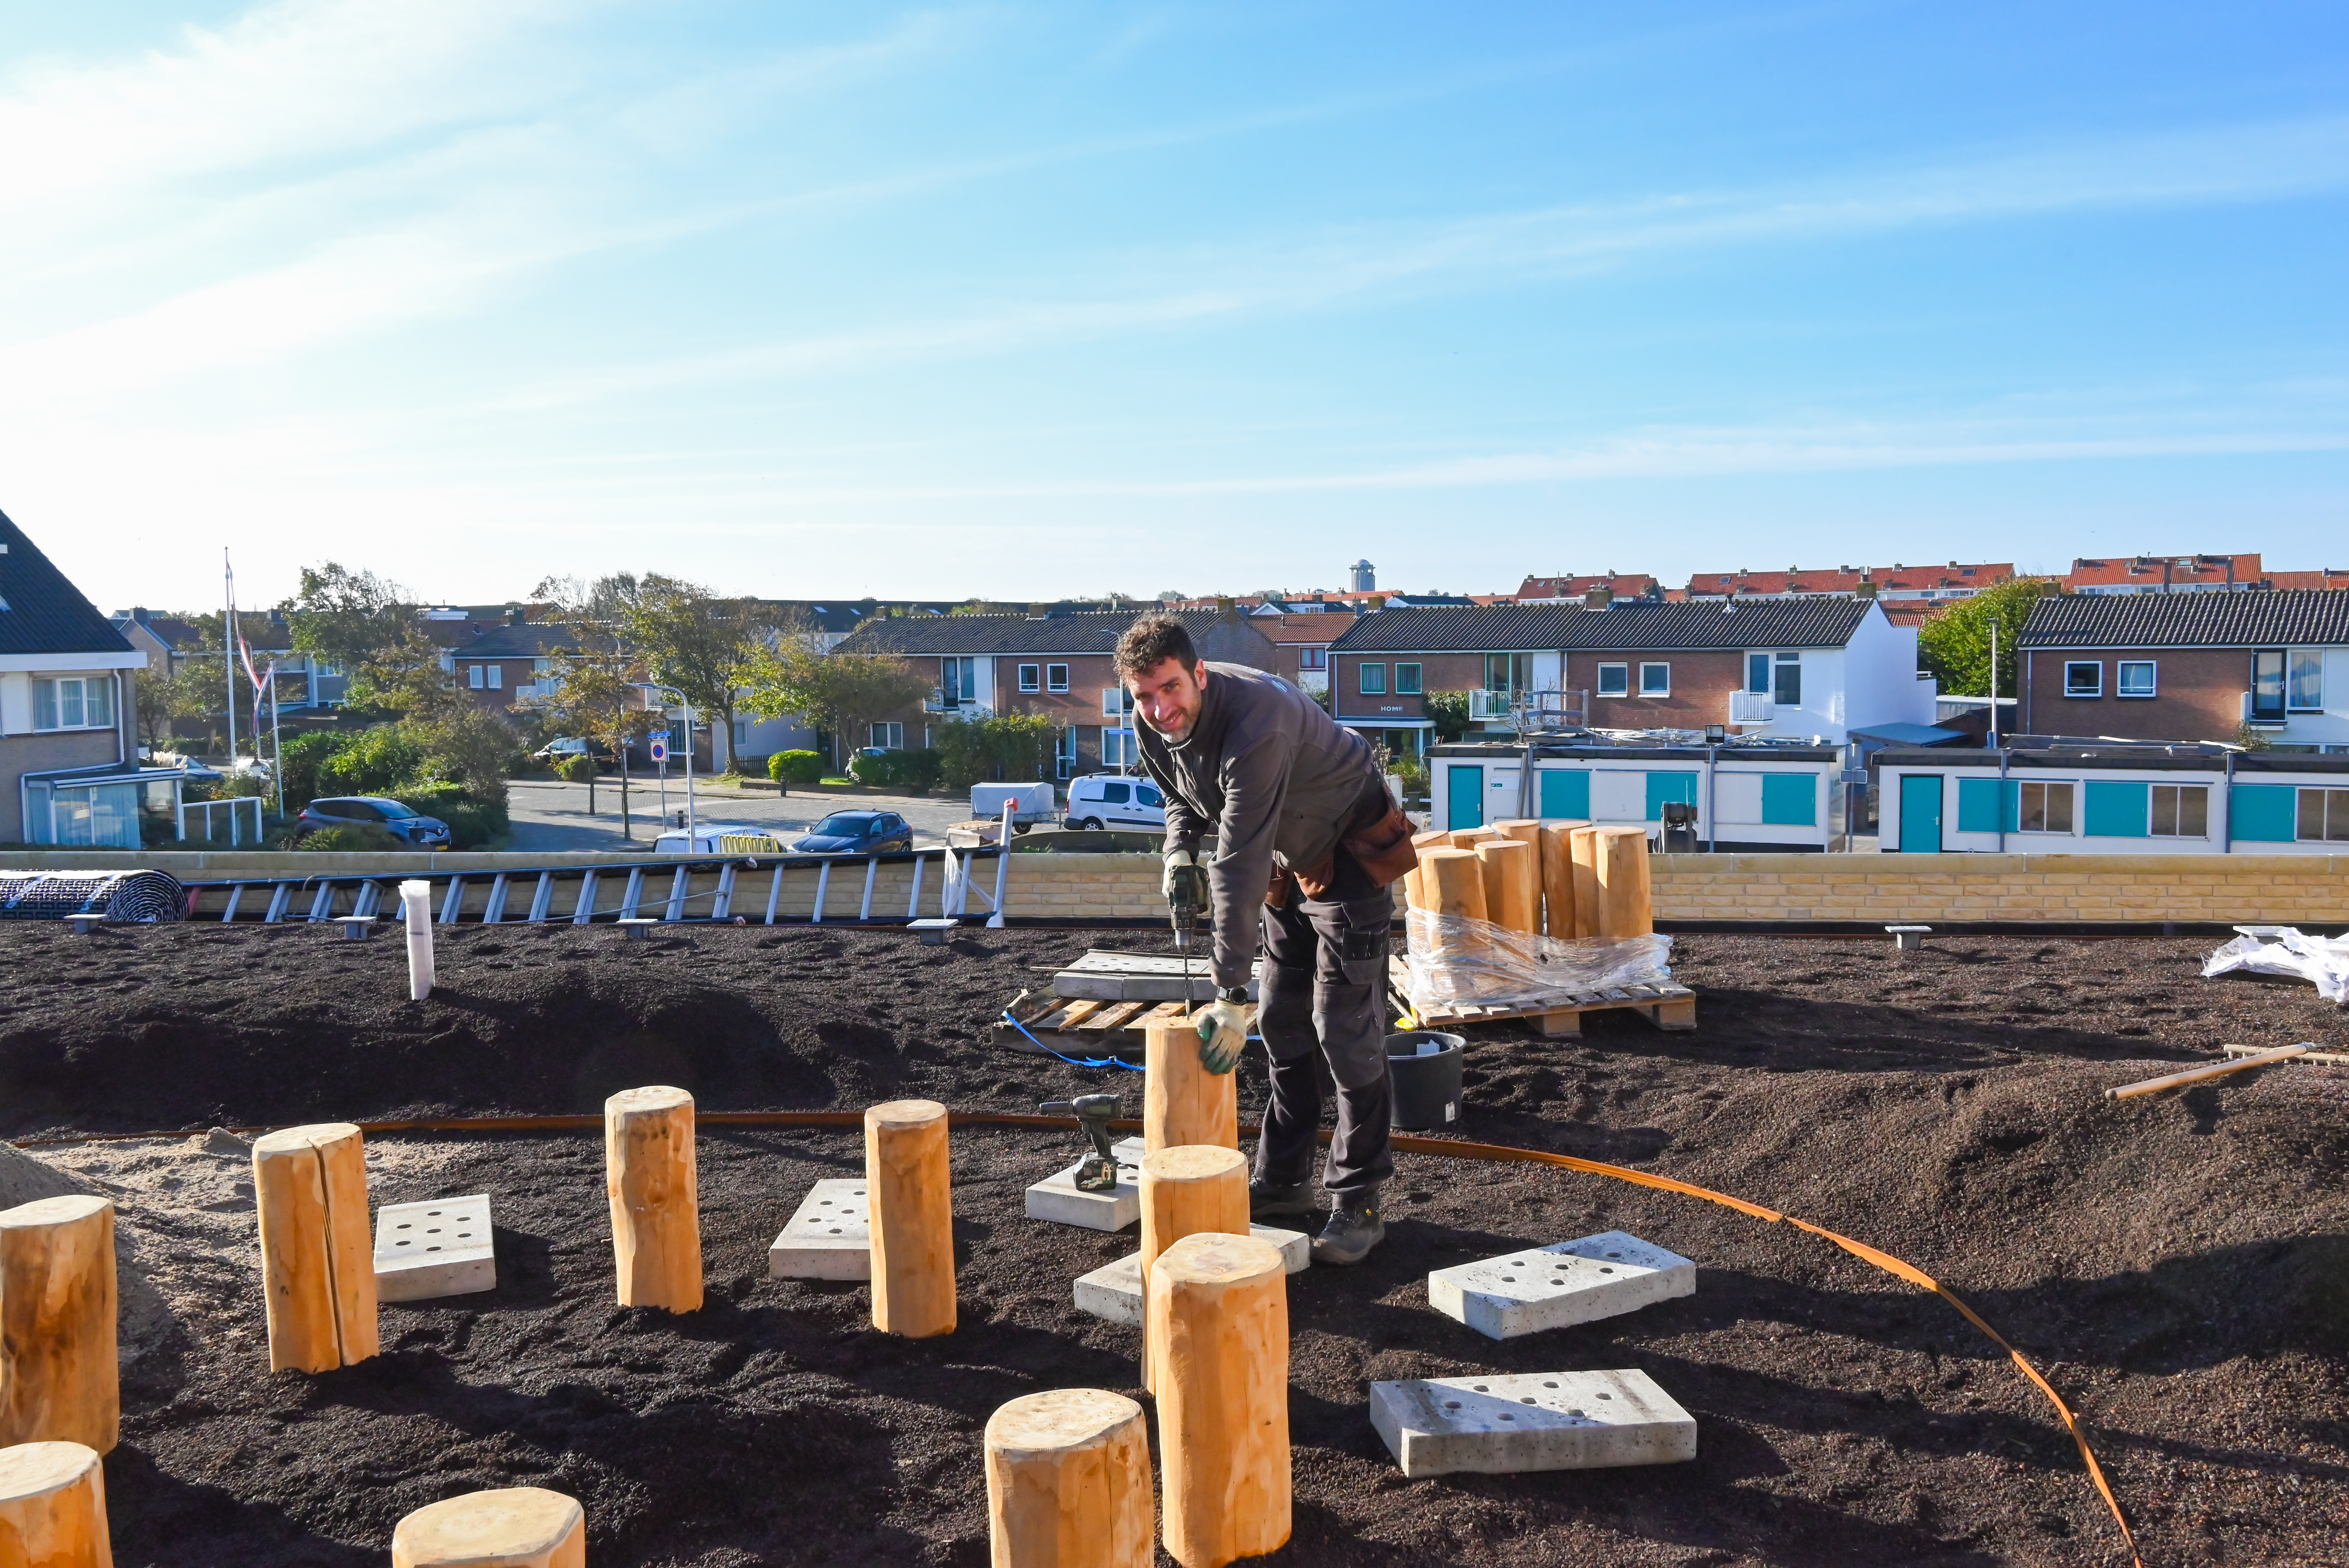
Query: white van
1065 773 1167 832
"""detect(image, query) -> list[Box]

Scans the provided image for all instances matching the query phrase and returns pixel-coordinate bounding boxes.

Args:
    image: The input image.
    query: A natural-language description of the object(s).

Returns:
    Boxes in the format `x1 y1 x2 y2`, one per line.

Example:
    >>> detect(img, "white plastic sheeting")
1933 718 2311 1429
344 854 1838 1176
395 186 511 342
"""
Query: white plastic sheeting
2202 928 2349 1006
1403 909 1672 1012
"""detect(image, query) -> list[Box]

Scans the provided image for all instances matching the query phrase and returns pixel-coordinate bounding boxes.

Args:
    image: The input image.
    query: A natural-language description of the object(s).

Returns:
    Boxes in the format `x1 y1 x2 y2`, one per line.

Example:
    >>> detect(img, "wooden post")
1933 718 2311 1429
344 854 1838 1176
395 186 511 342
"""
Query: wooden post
1148 1233 1290 1568
1539 820 1589 939
1473 838 1537 935
1491 818 1542 849
1403 829 1450 911
1138 1146 1248 1392
392 1486 584 1568
1445 827 1499 851
1142 1021 1237 1154
1567 826 1602 939
605 1087 703 1313
866 1099 956 1338
0 1441 110 1568
984 1389 1152 1568
0 1198 116 1454
1415 847 1492 998
1589 825 1654 937
252 1123 378 1374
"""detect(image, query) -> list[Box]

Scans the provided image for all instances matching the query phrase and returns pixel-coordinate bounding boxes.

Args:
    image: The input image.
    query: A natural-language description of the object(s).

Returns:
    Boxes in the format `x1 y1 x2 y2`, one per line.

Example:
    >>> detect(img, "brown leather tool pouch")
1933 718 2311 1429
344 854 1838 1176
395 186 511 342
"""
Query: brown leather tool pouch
1341 802 1420 890
1265 864 1301 909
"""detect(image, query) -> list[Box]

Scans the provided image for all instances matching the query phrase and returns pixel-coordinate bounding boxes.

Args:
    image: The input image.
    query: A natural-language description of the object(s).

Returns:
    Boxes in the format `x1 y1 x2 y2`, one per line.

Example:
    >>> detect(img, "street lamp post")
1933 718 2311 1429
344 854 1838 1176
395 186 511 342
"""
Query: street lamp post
634 684 696 844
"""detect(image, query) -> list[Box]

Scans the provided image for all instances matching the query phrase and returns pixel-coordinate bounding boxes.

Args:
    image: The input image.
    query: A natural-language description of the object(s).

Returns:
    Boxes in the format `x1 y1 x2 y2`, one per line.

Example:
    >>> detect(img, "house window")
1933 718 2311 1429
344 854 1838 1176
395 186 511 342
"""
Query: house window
943 656 977 706
2064 662 2102 698
1055 726 1076 779
1483 654 1513 692
1773 651 1801 707
1638 662 1670 697
1360 663 1387 695
1046 663 1069 693
1102 728 1136 766
1018 663 1040 693
733 718 751 747
2300 788 2349 842
1595 663 1629 697
468 665 485 689
30 677 114 731
1101 687 1133 718
2018 780 2075 834
1745 653 1770 693
486 665 503 690
2151 784 2208 837
2117 661 2156 698
2289 652 2324 711
2252 650 2287 721
870 722 904 750
1298 647 1328 670
1395 662 1422 695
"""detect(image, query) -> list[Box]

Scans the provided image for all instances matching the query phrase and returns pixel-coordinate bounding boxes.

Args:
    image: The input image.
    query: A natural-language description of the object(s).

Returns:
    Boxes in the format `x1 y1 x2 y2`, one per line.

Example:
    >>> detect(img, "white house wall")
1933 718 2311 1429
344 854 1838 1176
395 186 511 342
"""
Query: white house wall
1836 606 1936 740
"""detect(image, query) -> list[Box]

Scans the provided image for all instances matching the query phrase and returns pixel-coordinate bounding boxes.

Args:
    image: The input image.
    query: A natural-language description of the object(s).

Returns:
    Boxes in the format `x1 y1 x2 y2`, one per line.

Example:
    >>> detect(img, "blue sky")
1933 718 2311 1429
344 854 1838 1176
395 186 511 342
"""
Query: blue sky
3 1 2345 610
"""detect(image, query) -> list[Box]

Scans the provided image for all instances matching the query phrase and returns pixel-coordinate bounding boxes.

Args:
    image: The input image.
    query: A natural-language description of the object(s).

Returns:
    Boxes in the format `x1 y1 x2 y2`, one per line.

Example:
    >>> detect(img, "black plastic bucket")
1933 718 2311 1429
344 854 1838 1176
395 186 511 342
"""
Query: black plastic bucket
1386 1030 1465 1131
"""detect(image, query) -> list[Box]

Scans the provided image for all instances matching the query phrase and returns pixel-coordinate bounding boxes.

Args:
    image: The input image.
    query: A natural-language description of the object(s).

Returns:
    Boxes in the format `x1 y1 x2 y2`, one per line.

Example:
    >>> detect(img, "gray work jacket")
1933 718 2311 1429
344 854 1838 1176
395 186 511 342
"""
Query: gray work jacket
1136 661 1383 988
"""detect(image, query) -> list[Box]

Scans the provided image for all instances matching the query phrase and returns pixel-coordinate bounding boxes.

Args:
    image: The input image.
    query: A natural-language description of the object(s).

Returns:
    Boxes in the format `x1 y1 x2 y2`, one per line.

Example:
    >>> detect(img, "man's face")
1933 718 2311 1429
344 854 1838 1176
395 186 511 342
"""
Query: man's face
1129 656 1207 741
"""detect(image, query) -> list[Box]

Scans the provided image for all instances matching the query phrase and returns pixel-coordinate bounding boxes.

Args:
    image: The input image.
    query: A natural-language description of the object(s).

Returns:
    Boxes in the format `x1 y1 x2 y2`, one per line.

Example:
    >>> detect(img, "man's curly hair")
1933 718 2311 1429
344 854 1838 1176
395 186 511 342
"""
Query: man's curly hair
1114 614 1200 681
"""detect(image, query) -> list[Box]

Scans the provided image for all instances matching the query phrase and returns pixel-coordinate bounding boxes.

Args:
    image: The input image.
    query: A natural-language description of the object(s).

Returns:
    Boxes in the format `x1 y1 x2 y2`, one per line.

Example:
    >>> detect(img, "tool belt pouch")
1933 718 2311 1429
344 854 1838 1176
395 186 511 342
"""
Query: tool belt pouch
1265 864 1299 909
1341 803 1419 891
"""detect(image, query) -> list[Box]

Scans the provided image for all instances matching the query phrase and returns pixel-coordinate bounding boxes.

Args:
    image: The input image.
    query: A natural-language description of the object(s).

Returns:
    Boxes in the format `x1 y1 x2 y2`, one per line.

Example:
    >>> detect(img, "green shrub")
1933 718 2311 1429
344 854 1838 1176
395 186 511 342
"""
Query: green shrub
321 725 426 795
389 783 510 850
299 823 408 852
848 748 943 790
768 749 825 784
275 730 351 809
556 752 601 784
932 716 1055 790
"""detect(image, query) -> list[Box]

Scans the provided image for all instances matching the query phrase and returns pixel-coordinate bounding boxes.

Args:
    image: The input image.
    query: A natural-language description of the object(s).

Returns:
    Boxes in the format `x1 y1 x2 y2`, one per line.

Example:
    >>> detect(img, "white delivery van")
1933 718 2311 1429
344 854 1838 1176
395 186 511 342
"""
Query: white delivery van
970 781 1057 827
1064 773 1167 832
654 823 782 853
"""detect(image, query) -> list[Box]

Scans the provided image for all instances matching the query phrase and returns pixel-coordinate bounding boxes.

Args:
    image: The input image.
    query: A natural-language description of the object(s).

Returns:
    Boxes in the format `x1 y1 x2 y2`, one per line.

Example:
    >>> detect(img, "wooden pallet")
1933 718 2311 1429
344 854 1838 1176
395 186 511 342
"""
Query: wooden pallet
996 990 1249 1058
1388 958 1696 1039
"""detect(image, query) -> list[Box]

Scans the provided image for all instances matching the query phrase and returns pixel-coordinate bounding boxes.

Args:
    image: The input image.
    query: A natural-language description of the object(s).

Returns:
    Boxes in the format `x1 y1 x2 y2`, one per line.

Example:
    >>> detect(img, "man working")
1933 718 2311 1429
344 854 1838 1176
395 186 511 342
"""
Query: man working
1119 614 1416 1265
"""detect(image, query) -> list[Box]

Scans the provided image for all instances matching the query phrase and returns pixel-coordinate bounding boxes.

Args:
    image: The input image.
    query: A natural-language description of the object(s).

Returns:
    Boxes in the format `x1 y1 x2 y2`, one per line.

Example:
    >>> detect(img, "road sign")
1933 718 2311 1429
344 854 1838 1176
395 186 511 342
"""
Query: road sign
649 738 669 763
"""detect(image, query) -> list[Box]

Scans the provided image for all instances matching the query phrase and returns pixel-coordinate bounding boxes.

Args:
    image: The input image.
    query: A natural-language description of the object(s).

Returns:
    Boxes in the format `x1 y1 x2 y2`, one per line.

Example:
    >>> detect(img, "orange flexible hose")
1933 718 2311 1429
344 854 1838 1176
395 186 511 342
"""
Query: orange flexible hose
14 1110 2139 1565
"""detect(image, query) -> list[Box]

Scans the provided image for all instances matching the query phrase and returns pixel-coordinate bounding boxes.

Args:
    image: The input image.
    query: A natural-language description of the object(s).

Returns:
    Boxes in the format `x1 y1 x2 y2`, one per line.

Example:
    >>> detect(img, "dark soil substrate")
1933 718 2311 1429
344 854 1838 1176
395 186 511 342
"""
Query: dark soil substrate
7 923 2349 1566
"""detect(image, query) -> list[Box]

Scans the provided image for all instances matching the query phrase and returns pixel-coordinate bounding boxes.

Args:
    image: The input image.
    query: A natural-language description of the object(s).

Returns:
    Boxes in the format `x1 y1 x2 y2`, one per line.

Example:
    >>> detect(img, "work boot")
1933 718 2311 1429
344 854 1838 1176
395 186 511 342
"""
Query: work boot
1311 1189 1385 1266
1248 1178 1315 1221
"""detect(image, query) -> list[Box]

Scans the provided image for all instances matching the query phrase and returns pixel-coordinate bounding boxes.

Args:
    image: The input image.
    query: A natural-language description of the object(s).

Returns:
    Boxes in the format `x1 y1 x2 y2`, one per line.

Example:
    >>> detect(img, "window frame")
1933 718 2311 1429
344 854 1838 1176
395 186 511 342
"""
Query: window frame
1101 687 1132 718
2251 650 2287 721
1745 652 1771 694
870 721 904 751
1394 661 1422 695
1595 662 1629 698
2064 661 2103 698
30 675 116 732
1046 663 1069 693
485 664 503 690
2150 783 2208 838
1298 646 1328 671
1017 663 1040 693
2300 787 2349 843
467 664 485 690
2288 650 2324 712
2018 780 2076 834
1359 663 1387 695
1772 650 1801 708
1637 661 1670 697
2116 660 2157 698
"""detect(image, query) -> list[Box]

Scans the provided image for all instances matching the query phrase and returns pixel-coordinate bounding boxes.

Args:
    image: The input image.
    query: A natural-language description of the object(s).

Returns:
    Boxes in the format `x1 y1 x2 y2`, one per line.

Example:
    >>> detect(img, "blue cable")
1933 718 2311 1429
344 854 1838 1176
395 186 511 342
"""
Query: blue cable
1001 1010 1145 1071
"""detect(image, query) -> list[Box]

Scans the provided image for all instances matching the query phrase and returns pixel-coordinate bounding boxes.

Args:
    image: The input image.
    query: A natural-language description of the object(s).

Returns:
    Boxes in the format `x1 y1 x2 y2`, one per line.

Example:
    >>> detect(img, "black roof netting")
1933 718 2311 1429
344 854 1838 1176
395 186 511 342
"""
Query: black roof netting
0 870 188 923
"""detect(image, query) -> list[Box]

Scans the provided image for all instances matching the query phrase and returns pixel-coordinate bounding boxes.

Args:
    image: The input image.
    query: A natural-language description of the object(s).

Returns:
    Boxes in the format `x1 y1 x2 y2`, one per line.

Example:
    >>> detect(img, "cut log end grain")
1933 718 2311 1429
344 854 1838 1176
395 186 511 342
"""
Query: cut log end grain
391 1486 585 1568
985 1390 1153 1568
0 1440 110 1568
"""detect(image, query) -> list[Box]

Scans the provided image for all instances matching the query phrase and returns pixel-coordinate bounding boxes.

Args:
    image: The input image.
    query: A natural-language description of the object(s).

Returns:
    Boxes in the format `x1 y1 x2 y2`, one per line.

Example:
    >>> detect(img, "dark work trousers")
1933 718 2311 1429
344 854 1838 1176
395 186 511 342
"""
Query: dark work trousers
1252 850 1394 1202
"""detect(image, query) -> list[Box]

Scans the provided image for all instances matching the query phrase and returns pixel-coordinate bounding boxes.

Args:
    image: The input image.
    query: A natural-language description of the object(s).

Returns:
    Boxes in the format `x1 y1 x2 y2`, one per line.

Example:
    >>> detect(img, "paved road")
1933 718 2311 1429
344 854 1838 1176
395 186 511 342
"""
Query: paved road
503 779 978 853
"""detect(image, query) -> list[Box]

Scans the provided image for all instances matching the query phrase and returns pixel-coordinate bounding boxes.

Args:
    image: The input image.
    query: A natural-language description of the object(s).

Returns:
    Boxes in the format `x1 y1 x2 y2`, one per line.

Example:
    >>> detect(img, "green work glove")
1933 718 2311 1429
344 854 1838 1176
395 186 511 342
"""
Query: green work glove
1194 995 1248 1074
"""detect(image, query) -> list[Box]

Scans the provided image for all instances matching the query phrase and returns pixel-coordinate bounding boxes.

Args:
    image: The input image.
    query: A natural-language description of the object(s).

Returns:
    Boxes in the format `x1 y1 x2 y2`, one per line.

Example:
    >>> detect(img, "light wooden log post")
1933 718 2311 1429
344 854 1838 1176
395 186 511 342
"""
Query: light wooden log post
1589 825 1655 938
1539 820 1590 939
983 1390 1152 1568
605 1087 703 1313
1473 838 1538 936
1445 827 1499 852
1148 1233 1290 1568
1137 1147 1248 1392
1403 829 1449 912
1416 847 1492 999
866 1099 956 1338
1492 818 1542 850
252 1123 378 1374
1567 826 1603 939
0 1441 111 1568
0 1199 116 1455
392 1486 584 1568
1142 1021 1237 1154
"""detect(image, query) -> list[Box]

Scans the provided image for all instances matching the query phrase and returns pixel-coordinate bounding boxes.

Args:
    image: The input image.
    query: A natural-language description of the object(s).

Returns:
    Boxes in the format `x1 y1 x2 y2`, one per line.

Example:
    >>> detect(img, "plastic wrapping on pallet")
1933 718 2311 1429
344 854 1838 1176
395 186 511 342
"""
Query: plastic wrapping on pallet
1404 908 1672 1012
0 870 187 923
2203 928 2349 1005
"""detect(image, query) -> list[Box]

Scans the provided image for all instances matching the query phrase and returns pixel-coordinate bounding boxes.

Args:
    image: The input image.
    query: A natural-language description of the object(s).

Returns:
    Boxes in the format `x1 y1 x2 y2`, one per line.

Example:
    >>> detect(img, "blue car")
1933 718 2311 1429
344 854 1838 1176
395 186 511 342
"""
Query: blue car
295 796 453 848
790 810 914 853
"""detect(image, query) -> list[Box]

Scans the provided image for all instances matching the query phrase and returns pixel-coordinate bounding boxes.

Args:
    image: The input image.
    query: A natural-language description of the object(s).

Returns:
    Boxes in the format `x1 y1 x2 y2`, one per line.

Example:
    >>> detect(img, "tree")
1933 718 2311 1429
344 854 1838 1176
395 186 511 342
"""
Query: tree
738 637 930 770
617 575 776 771
285 563 453 717
134 657 219 751
1424 690 1472 743
411 706 525 804
1916 577 2057 699
545 646 649 837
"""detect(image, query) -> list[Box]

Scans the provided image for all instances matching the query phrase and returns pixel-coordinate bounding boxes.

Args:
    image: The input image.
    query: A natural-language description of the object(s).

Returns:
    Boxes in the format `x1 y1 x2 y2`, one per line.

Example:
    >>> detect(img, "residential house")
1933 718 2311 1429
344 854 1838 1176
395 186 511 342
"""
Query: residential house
831 609 1278 776
2265 567 2349 592
1324 590 1937 755
1683 561 2015 605
1513 572 1667 603
2062 554 2261 595
1 510 149 844
110 607 351 715
1258 611 1362 696
2016 590 2349 750
445 621 583 712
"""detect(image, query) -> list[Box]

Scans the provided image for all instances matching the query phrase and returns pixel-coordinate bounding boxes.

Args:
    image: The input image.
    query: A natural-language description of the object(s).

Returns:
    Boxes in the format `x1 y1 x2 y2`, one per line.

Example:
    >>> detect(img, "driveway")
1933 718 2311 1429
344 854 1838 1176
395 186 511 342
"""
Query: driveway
503 779 980 853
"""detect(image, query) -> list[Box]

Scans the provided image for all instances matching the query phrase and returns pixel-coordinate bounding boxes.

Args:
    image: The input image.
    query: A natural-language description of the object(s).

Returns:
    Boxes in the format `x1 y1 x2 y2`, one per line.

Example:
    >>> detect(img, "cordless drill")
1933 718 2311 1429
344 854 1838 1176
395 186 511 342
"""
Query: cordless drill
1039 1094 1123 1192
1167 856 1210 1006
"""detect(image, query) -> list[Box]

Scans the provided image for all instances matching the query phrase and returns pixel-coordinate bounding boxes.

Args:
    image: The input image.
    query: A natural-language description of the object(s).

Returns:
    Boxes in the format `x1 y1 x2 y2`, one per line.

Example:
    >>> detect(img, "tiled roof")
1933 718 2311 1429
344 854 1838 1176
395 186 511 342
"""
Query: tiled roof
1514 573 1663 600
836 609 1267 657
1683 562 2012 597
2019 589 2349 649
0 508 135 658
1326 598 1874 653
2064 554 2258 589
449 624 611 659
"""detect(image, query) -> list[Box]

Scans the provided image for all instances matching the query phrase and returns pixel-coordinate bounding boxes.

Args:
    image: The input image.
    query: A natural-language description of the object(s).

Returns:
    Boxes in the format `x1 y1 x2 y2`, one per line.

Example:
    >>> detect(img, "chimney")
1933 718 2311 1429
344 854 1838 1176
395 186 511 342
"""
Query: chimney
1854 579 1878 600
1216 595 1238 623
1583 585 1613 610
506 606 524 625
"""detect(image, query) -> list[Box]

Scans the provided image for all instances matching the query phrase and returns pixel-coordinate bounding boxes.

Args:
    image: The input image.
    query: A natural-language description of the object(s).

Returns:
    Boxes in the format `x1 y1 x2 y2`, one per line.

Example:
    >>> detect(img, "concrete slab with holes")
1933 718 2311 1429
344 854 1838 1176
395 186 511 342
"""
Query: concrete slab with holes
1428 1230 1694 1341
1071 1224 1310 1325
374 1194 496 1301
768 1179 871 1280
1025 1137 1148 1231
1371 1369 1696 1476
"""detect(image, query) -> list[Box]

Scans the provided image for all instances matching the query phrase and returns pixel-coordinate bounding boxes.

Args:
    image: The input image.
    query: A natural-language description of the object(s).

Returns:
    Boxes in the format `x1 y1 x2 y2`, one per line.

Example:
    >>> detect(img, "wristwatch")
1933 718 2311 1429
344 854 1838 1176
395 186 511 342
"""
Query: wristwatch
1217 985 1248 1005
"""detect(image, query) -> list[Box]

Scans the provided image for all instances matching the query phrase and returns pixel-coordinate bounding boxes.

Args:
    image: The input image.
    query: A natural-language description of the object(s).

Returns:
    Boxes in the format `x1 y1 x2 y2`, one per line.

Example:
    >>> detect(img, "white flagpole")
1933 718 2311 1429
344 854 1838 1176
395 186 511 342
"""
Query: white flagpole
223 551 239 767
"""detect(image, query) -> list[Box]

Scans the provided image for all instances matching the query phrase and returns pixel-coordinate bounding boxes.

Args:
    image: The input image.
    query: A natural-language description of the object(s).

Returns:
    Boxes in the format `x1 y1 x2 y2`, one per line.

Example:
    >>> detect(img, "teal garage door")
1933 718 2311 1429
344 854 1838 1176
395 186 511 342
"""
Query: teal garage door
1538 770 1590 819
2230 784 2296 843
1448 766 1485 830
1956 777 2018 834
1898 774 1943 852
1760 773 1815 826
2083 780 2149 838
1645 771 1698 821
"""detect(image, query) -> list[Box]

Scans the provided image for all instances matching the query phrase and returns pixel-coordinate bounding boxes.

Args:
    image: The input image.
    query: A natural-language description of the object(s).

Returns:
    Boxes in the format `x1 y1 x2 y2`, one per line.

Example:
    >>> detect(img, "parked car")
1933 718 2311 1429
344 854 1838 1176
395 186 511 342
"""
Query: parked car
533 736 613 769
296 796 452 848
790 811 916 854
652 822 782 853
1064 773 1167 832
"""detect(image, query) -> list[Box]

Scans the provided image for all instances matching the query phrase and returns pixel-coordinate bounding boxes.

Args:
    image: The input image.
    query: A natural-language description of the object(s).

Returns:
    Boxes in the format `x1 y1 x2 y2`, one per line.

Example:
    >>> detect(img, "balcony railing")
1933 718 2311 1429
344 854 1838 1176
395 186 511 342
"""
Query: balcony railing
1470 689 1589 731
1729 691 1775 725
1469 689 1513 720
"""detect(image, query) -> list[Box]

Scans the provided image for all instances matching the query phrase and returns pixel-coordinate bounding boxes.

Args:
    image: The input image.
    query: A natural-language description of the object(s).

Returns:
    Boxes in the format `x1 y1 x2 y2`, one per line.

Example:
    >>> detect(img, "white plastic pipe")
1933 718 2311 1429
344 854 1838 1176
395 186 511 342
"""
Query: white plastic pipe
401 878 435 1001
